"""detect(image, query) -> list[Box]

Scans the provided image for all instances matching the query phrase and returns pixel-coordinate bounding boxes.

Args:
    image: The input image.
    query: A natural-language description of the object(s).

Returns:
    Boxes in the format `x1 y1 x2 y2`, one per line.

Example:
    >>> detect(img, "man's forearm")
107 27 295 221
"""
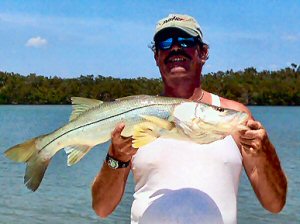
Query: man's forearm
247 141 287 213
91 161 130 218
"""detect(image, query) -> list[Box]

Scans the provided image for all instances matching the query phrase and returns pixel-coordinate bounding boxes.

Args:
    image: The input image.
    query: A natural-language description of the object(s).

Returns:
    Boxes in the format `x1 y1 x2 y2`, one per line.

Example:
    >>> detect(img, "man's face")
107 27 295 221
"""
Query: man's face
154 30 204 88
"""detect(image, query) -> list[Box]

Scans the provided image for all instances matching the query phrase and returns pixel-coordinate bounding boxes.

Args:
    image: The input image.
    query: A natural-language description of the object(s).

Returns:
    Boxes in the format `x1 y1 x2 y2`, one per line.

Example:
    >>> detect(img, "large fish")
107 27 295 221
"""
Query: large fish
4 95 248 192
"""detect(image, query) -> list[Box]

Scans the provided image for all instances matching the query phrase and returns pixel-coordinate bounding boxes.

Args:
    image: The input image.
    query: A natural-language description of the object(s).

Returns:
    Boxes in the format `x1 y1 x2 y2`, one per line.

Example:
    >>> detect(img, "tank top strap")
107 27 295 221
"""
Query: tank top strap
211 93 221 107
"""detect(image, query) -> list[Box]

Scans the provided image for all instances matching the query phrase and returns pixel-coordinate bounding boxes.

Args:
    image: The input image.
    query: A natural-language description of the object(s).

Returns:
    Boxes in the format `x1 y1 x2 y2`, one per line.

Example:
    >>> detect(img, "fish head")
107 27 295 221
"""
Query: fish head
173 102 248 126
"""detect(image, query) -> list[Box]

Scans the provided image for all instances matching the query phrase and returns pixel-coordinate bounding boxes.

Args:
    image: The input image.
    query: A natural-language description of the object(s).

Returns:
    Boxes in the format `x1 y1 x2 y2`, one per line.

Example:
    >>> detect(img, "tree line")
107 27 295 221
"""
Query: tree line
0 66 299 105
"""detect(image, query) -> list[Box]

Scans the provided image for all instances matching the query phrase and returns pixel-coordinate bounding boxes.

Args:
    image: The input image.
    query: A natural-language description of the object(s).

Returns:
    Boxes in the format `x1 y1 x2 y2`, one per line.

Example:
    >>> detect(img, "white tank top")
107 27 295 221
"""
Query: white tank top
131 94 242 224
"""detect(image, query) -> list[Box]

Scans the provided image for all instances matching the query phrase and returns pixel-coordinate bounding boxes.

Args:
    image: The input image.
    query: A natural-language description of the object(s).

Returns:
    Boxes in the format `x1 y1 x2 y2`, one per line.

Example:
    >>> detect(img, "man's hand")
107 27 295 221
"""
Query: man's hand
239 119 270 156
108 123 138 162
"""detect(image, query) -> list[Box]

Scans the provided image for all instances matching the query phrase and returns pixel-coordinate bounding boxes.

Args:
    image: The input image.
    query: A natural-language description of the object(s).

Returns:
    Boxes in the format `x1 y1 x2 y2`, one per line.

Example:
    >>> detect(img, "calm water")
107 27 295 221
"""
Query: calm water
0 105 299 224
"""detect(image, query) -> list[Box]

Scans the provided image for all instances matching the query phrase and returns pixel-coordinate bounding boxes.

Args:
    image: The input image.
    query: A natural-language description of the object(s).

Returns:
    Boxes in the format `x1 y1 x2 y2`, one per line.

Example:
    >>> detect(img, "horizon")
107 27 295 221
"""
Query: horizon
1 0 299 79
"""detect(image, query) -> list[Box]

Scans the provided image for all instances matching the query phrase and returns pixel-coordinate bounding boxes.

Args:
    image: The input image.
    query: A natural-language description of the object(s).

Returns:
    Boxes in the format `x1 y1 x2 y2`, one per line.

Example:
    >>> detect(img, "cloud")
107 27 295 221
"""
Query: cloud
281 34 300 42
25 36 47 47
0 12 38 26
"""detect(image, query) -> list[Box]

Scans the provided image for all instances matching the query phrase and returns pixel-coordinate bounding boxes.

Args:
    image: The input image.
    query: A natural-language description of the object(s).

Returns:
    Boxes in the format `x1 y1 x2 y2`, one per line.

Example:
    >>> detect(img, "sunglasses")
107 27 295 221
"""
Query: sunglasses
157 36 197 50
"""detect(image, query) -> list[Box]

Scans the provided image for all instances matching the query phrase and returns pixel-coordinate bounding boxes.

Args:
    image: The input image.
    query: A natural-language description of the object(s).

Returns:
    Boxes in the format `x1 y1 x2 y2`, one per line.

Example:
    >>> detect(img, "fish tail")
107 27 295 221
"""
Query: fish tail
4 137 39 163
4 136 51 191
24 153 50 191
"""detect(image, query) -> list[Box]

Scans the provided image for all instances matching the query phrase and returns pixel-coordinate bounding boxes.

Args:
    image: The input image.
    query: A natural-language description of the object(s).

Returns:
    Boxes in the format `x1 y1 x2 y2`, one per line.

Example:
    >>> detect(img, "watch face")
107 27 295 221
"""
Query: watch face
108 158 119 169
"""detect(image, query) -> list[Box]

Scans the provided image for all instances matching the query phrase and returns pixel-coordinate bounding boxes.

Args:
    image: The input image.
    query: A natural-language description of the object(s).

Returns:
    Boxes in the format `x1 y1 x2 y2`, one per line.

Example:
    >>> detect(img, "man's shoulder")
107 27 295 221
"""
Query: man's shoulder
219 96 251 115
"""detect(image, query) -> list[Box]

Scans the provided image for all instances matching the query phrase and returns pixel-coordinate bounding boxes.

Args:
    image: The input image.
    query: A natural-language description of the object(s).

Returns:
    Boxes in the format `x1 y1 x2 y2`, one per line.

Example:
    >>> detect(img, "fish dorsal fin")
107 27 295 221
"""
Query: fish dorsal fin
70 97 103 121
115 95 151 101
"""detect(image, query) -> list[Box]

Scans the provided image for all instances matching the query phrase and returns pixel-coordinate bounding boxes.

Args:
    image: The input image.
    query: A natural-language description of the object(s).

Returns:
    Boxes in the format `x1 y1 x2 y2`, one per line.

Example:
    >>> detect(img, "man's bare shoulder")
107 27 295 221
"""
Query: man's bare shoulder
220 97 252 117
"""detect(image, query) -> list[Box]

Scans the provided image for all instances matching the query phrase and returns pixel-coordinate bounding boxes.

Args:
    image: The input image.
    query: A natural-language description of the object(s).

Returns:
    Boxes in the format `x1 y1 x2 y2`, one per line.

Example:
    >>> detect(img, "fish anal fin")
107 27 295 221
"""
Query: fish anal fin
64 145 93 166
70 97 103 121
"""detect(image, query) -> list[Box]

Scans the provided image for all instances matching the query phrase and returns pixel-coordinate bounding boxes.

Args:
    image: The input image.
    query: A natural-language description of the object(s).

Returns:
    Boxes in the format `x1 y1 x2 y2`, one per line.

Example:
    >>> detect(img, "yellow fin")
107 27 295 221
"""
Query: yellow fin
132 121 161 148
64 145 93 166
115 95 150 101
140 115 174 130
5 135 51 192
4 137 38 162
120 124 135 137
70 97 103 121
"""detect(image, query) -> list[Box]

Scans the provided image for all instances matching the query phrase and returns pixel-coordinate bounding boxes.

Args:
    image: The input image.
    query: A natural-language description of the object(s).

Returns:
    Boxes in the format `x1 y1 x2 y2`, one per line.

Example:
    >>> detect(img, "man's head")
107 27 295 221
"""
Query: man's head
153 14 204 46
152 14 209 97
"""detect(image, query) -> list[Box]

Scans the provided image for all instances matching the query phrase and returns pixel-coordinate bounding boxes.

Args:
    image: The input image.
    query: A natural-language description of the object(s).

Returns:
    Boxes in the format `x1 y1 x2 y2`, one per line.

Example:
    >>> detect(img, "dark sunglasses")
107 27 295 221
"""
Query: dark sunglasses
157 36 197 50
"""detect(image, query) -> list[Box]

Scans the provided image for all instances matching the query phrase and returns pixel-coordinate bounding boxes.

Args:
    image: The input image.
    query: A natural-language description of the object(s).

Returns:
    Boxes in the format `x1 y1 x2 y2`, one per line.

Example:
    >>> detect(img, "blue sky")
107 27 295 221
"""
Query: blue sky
0 0 299 78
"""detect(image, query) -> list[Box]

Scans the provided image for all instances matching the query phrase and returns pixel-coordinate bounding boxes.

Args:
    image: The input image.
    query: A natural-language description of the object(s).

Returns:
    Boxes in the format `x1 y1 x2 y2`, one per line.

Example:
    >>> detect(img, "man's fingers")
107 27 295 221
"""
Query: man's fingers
246 120 262 130
112 122 125 137
240 130 257 140
241 145 257 155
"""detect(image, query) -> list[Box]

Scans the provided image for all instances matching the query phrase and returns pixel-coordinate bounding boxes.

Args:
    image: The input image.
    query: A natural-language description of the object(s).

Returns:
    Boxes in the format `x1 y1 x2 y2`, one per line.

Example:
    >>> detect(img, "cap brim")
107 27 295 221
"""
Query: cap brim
154 27 199 41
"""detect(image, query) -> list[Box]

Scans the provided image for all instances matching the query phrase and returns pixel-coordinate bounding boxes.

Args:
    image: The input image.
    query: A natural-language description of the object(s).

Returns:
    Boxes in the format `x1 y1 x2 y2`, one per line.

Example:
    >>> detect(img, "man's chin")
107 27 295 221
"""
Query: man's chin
169 66 188 75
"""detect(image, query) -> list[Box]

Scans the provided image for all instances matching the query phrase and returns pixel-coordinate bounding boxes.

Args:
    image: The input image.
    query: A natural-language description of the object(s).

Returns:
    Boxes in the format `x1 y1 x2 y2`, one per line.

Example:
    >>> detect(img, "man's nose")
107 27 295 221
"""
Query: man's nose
170 41 182 51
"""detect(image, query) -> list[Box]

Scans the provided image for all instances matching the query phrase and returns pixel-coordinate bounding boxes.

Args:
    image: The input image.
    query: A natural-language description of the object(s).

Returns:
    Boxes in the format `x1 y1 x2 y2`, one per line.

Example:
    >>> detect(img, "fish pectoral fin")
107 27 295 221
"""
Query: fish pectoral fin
64 145 93 166
132 121 161 148
140 115 174 130
70 97 103 121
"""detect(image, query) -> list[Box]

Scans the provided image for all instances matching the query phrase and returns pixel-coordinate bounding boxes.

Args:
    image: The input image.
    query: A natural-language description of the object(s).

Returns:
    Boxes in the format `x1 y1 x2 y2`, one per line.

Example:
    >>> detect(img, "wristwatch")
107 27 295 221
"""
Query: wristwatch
105 154 130 169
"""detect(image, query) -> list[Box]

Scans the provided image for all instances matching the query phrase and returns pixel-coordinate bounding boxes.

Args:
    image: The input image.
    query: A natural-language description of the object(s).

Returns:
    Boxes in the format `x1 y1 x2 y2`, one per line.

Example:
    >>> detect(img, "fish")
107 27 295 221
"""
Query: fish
4 95 185 191
4 95 249 192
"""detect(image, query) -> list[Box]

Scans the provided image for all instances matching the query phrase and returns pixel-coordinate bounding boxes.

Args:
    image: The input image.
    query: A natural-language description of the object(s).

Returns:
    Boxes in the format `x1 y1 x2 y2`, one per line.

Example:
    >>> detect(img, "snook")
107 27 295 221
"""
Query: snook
4 95 185 191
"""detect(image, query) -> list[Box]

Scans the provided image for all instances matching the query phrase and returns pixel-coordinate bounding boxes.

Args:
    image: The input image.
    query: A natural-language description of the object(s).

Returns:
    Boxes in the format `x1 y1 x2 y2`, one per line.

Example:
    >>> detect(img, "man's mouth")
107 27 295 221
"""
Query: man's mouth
169 57 186 63
166 56 188 64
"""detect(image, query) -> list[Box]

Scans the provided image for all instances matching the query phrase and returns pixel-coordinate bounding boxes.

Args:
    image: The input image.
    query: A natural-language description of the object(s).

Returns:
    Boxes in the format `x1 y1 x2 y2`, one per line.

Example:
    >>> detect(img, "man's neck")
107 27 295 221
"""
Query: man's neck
163 85 202 99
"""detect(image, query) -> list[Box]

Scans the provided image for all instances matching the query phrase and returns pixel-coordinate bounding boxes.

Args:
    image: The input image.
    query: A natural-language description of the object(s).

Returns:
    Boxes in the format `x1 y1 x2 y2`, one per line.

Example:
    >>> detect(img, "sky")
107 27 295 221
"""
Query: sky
0 0 299 79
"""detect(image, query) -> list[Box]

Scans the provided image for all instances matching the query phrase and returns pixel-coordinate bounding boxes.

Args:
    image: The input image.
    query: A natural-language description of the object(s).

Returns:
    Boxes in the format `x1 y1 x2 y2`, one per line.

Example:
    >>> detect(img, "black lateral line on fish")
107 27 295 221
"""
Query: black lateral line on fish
38 103 173 153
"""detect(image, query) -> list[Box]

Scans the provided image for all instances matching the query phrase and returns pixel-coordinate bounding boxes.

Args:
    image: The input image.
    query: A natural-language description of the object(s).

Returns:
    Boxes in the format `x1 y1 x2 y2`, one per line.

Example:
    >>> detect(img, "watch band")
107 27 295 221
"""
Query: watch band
105 154 130 169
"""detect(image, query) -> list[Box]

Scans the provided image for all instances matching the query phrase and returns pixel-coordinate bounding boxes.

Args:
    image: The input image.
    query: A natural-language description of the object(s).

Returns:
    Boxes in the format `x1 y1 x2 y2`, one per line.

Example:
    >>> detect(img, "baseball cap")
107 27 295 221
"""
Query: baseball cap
154 14 204 42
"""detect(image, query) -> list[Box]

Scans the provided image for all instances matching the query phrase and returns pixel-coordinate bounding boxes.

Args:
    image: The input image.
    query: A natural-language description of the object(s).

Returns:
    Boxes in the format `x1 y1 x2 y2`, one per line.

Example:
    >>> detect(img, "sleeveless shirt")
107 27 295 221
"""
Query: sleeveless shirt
130 94 242 224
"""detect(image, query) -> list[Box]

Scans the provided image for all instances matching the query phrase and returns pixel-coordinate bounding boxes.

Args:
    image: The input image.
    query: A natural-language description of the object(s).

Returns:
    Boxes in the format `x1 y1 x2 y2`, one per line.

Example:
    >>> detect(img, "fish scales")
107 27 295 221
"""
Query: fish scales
39 96 183 153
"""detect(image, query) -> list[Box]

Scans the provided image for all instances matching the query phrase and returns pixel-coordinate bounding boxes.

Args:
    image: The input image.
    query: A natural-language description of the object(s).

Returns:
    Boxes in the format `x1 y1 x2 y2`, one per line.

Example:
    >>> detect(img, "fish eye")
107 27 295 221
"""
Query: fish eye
214 106 224 112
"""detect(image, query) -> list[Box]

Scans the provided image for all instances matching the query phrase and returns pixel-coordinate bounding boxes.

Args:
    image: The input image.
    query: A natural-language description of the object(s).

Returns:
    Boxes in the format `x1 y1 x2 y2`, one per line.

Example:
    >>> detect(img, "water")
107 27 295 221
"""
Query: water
0 105 299 224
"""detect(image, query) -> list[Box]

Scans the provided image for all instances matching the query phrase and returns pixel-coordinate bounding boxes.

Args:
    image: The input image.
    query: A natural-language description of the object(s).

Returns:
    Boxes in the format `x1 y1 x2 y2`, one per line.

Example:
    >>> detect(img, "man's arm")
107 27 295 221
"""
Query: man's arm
222 99 287 213
91 123 137 217
239 119 287 213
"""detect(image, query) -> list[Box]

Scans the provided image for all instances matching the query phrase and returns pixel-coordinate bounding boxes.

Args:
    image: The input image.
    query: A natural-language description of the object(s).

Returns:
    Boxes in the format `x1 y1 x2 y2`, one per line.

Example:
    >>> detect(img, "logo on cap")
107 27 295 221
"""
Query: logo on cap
160 15 186 25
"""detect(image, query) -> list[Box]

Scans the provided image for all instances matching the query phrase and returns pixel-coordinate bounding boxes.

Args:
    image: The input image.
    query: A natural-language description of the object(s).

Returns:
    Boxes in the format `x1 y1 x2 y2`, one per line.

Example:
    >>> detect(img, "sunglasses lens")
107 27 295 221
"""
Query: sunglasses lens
157 37 196 50
158 38 173 50
178 37 196 48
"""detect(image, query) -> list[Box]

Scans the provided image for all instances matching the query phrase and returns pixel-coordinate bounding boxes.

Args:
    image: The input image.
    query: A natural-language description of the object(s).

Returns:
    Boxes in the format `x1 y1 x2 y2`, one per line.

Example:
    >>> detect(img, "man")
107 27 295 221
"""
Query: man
91 14 287 224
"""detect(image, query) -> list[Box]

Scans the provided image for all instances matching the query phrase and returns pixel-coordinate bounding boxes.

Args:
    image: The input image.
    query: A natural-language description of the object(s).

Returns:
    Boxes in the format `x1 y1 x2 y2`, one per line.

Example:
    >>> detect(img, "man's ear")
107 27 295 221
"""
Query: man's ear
198 45 209 63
